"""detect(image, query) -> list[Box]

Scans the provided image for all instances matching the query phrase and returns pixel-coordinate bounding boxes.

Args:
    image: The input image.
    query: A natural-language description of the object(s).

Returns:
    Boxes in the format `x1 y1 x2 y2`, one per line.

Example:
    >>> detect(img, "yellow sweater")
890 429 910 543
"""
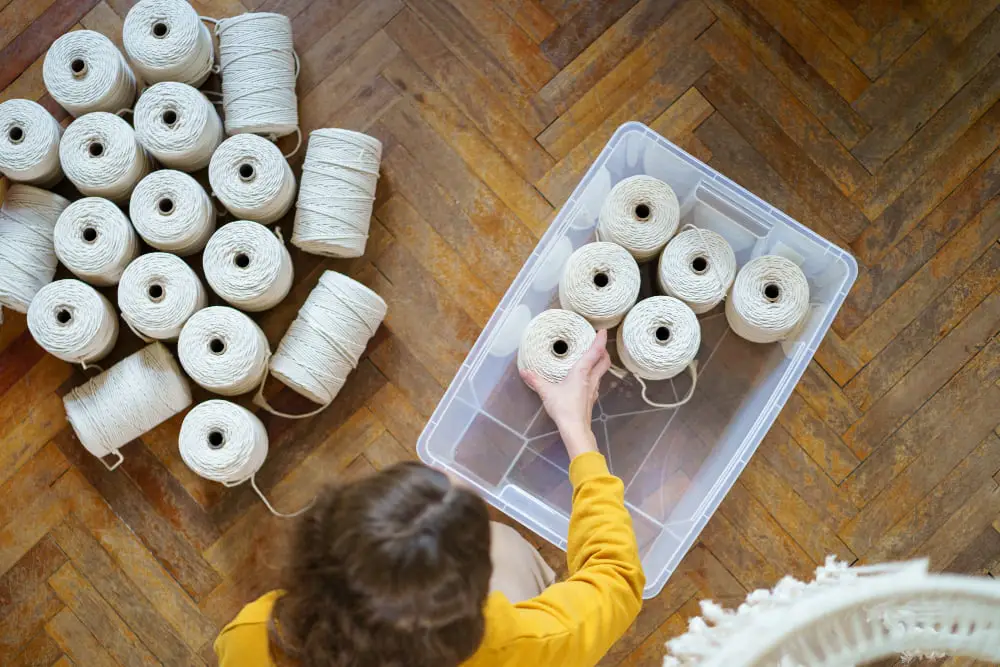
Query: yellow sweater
215 452 645 667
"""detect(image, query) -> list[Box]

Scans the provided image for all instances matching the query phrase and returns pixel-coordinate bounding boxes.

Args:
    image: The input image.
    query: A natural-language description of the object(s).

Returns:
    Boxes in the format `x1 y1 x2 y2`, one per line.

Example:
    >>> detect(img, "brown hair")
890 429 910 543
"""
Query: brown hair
273 461 492 666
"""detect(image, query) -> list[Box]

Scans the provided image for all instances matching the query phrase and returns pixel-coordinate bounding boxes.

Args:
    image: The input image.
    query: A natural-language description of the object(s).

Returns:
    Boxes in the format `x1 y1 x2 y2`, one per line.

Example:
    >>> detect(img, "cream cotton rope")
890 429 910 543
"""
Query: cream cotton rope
43 30 137 117
134 82 223 171
130 169 216 255
119 252 207 341
726 255 810 344
64 342 192 471
599 175 680 261
203 220 293 312
54 198 140 286
60 112 155 204
657 226 736 314
209 134 296 224
517 309 596 384
0 99 63 186
0 184 71 313
179 306 270 396
558 242 640 329
292 129 382 258
28 279 118 366
123 0 215 86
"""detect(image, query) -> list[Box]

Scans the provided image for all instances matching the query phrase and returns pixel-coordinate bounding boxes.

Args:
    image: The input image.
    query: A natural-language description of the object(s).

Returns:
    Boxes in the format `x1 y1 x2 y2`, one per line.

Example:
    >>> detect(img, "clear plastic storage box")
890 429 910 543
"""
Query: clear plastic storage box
417 122 858 598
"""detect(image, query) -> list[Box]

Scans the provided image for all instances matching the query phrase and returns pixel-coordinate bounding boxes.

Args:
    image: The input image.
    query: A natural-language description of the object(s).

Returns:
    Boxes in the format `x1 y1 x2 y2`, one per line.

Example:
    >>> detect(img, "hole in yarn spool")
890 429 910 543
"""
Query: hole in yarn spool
234 253 250 268
207 430 225 449
209 338 226 355
71 58 87 77
56 309 72 324
593 272 609 288
88 142 104 157
655 326 670 342
691 256 708 274
162 109 178 126
764 283 780 301
152 22 169 38
8 126 23 143
238 163 255 181
552 340 569 357
82 227 98 243
158 198 174 214
634 203 651 221
148 284 164 300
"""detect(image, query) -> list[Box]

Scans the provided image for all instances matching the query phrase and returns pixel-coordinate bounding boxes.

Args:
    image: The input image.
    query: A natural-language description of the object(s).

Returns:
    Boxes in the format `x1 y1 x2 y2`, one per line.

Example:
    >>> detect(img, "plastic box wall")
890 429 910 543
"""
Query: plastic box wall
417 122 858 599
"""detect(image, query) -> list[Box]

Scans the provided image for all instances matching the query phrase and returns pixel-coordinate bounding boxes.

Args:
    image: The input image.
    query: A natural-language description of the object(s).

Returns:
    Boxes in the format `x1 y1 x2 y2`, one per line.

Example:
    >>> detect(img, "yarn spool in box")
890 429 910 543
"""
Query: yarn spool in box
517 309 596 384
178 306 270 397
130 169 216 256
43 30 137 117
63 342 192 470
0 184 71 313
134 82 223 171
558 242 640 329
598 175 680 262
203 220 293 312
0 99 63 187
209 134 296 224
54 197 140 286
657 226 737 314
60 112 155 204
28 279 119 366
726 255 811 344
123 0 215 87
292 129 382 258
118 252 207 341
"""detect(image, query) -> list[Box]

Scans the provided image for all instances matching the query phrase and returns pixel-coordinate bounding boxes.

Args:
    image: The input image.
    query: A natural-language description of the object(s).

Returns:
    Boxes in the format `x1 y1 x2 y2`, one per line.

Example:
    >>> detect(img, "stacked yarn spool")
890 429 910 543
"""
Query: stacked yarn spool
558 242 640 329
209 134 296 224
134 82 223 170
598 175 680 261
726 255 811 344
617 297 700 408
0 184 71 312
28 279 119 366
203 220 293 312
55 198 140 286
0 99 63 187
178 306 270 396
130 169 216 255
118 252 207 341
60 112 155 203
123 0 215 87
518 310 596 384
658 226 737 314
43 30 137 117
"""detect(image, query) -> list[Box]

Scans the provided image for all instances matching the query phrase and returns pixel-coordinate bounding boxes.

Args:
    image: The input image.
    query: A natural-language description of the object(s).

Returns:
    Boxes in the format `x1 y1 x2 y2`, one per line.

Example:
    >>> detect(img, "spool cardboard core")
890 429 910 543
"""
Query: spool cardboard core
208 430 224 448
89 142 104 157
210 338 226 354
158 198 174 214
152 22 169 38
593 272 609 288
238 163 255 181
82 227 98 242
691 256 708 274
8 126 23 143
635 203 651 220
148 284 164 300
552 340 569 356
764 283 780 301
57 309 72 324
655 326 670 342
235 253 250 268
162 110 178 126
71 59 87 77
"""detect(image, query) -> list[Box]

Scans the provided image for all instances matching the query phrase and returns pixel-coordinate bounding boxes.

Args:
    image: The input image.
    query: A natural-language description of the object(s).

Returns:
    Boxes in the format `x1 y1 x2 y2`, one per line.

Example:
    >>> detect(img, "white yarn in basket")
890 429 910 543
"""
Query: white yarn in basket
292 129 382 258
0 99 63 186
726 255 811 344
43 30 137 117
0 184 71 312
517 309 596 384
28 279 119 366
178 306 270 396
123 0 215 86
558 242 640 329
209 134 296 224
54 197 140 286
598 175 680 262
658 226 737 314
64 342 192 470
118 252 207 342
130 169 216 256
203 220 293 312
134 82 223 171
60 112 155 204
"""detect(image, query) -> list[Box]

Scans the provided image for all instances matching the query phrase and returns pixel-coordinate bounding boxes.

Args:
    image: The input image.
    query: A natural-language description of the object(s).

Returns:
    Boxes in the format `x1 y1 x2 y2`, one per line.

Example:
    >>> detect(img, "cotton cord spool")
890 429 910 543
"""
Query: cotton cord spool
60 112 155 204
0 184 71 312
209 134 296 224
617 296 700 408
63 342 192 470
119 252 207 341
657 226 737 314
292 129 382 258
54 198 140 286
134 82 223 171
123 0 215 86
130 169 216 256
0 99 63 186
726 255 811 344
43 30 137 117
28 279 119 366
598 175 680 262
203 220 293 312
558 242 640 329
517 309 596 384
179 306 270 396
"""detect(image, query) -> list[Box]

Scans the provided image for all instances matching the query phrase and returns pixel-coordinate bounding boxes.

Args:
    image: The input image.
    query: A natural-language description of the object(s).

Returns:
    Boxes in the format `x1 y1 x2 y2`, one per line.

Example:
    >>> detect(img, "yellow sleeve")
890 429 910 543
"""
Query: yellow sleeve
214 591 280 667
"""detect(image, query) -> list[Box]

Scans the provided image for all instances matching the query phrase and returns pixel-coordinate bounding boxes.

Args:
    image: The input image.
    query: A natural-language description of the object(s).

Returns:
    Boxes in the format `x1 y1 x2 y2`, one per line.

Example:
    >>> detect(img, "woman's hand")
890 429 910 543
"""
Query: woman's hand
520 330 611 459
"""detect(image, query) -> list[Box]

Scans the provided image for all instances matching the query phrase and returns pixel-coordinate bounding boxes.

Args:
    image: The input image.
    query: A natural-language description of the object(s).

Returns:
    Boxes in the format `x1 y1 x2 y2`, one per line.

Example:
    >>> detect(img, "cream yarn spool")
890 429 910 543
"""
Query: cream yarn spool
134 82 223 171
130 170 216 256
0 184 71 313
209 134 296 224
203 221 293 312
292 129 382 258
617 296 700 408
598 175 680 261
54 198 140 286
28 279 119 366
658 227 737 314
119 252 207 341
60 112 155 204
517 309 596 384
43 30 137 117
726 255 811 344
558 242 640 329
64 342 192 470
179 306 270 396
0 99 63 186
123 0 215 86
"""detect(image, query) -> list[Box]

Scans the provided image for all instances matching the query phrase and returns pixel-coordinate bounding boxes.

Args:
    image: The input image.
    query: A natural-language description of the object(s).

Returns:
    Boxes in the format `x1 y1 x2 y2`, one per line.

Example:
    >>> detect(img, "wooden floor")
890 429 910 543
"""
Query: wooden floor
2 0 1000 665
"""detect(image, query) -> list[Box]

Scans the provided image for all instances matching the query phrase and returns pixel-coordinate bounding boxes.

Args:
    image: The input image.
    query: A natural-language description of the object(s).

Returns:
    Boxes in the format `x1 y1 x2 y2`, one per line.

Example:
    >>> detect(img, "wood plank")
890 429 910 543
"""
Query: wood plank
794 361 861 435
0 329 45 399
0 536 66 618
945 522 1000 575
775 392 861 480
289 0 363 55
368 332 446 418
0 475 70 576
0 443 68 532
365 382 425 453
0 0 60 52
538 0 637 69
362 430 416 469
795 0 870 57
699 511 783 591
45 609 117 667
919 481 1000 570
5 630 61 667
0 581 61 660
493 0 558 43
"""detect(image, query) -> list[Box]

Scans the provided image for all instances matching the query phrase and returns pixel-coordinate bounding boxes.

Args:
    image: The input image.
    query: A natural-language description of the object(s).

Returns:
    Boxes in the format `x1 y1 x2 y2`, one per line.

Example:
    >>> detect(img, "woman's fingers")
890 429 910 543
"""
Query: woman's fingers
574 329 608 374
592 349 612 381
519 368 541 392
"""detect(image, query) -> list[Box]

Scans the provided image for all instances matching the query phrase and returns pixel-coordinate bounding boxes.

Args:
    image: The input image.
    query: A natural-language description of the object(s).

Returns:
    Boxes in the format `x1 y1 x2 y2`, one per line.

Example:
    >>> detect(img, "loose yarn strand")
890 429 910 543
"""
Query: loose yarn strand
250 475 313 518
134 82 224 171
634 362 699 409
43 30 137 117
60 112 155 203
209 134 296 224
123 0 216 87
0 99 64 186
0 184 71 312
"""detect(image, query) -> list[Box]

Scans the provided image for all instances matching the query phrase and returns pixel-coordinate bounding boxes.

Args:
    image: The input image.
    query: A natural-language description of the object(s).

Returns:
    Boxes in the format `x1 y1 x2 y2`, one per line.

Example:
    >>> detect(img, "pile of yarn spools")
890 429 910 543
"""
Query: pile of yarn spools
518 175 811 408
0 0 387 516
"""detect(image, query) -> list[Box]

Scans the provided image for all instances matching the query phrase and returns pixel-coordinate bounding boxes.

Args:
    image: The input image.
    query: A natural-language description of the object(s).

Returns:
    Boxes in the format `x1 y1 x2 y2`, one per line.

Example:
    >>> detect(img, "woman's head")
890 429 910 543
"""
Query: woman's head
276 461 492 667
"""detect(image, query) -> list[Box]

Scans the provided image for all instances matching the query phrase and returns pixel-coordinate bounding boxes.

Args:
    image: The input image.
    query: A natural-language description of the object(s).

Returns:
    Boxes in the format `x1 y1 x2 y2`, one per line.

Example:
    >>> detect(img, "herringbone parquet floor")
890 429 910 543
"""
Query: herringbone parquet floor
1 0 999 665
